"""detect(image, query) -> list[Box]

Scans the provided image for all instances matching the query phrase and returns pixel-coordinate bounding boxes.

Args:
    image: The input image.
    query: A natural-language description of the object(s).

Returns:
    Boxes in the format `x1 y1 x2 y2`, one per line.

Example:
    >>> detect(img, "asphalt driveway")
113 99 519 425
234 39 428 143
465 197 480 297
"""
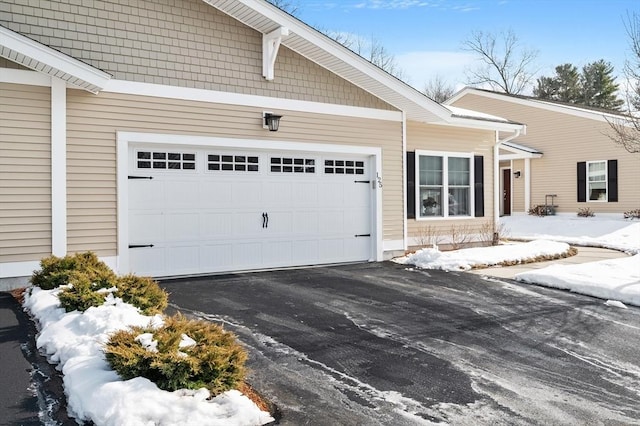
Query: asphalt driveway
161 262 640 425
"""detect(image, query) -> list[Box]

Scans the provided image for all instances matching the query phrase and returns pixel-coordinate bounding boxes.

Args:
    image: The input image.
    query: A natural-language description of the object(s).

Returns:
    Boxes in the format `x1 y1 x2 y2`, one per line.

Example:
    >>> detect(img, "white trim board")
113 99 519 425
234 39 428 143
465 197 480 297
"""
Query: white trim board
0 25 111 93
446 88 625 124
116 132 385 275
104 79 403 122
0 256 117 279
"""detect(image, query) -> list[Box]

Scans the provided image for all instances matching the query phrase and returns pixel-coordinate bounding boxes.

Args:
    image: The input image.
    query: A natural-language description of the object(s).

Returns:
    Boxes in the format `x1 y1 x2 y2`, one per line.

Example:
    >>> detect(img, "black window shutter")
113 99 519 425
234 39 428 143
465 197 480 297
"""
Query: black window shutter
577 161 586 202
474 155 484 217
608 159 618 202
406 152 415 219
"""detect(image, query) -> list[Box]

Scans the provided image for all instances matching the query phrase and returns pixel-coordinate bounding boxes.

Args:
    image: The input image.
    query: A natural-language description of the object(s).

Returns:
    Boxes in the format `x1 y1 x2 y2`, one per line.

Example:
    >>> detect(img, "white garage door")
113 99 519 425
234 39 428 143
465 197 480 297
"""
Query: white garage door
127 145 373 277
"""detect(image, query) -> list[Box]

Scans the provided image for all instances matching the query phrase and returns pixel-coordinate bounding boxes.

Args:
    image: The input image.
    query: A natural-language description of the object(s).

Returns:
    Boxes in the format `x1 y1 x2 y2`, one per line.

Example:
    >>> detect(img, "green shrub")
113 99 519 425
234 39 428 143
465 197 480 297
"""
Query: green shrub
31 252 115 290
115 274 168 315
105 314 247 395
58 270 116 312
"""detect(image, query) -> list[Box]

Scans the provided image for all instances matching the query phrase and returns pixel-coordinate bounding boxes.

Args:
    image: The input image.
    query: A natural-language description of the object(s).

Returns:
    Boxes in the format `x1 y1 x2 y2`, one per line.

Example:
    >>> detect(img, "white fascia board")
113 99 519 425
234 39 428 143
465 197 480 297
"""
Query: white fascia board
103 79 402 121
446 87 627 124
437 116 526 133
0 26 111 93
500 153 542 160
211 0 453 123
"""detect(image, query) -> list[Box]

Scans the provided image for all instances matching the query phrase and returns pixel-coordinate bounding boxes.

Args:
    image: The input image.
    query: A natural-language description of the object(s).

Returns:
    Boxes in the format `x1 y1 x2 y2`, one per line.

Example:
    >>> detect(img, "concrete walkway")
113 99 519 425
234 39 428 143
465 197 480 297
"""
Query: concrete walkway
468 246 628 280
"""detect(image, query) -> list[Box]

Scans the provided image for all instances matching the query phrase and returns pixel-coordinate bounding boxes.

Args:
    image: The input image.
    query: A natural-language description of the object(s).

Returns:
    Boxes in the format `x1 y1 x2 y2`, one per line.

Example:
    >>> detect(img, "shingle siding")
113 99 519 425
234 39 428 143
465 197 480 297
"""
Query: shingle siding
2 0 394 110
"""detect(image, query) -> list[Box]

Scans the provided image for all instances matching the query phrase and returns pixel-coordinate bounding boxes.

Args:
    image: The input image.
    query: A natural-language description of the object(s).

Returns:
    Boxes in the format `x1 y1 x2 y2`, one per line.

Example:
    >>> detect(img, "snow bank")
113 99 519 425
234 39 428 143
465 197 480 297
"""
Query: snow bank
24 287 274 426
502 216 640 254
516 254 640 307
396 240 571 271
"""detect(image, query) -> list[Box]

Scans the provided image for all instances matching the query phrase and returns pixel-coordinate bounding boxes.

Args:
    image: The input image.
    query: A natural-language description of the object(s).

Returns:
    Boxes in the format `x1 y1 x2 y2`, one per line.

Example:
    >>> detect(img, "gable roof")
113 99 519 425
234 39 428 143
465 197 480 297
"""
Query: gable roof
0 25 111 94
446 87 630 124
203 1 523 132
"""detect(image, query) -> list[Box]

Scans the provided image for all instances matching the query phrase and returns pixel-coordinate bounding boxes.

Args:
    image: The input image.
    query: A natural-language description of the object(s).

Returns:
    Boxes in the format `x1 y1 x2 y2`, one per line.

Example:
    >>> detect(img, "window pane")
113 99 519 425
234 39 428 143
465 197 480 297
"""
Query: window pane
589 182 607 200
449 187 470 216
588 162 606 181
419 156 442 185
420 188 443 217
448 157 470 186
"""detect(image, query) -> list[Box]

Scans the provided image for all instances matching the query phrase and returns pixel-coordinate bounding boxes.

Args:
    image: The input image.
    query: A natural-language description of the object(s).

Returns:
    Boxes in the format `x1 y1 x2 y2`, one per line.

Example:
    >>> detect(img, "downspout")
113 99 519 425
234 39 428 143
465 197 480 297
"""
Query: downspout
494 129 522 229
402 111 408 251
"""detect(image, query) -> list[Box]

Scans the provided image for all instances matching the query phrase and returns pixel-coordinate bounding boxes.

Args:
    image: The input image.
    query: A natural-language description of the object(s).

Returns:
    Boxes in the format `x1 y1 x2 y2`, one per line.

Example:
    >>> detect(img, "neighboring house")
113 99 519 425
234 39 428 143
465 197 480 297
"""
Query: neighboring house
446 88 640 217
0 0 522 286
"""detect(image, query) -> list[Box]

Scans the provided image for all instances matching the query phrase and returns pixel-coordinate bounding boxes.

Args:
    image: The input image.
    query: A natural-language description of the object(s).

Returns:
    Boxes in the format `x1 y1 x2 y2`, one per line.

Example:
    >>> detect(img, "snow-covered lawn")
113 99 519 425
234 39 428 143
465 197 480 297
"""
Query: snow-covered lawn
398 215 640 307
24 287 274 426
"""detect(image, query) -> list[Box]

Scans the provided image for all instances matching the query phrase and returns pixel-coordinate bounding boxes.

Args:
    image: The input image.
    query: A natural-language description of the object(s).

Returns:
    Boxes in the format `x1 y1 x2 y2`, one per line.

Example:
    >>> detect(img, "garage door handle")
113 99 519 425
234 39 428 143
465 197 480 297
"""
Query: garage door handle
129 244 154 248
128 175 153 180
354 234 371 237
262 212 269 228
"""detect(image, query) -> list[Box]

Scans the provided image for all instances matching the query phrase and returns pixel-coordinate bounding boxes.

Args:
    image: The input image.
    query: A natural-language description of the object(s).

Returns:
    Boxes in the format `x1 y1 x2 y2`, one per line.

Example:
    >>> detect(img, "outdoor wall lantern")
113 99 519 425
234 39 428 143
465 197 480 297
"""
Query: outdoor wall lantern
263 112 283 132
514 170 521 178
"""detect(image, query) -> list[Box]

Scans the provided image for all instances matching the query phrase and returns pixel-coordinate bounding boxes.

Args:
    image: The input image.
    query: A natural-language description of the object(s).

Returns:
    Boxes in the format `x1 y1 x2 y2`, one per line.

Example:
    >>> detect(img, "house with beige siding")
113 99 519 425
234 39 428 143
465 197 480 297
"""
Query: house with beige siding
0 0 523 287
446 88 640 217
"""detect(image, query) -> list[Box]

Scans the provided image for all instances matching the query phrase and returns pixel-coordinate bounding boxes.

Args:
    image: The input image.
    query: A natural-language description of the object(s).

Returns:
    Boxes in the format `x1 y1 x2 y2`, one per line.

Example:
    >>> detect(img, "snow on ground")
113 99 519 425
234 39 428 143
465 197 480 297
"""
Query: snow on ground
501 215 640 254
23 287 274 426
516 254 640 307
395 240 571 271
399 214 640 307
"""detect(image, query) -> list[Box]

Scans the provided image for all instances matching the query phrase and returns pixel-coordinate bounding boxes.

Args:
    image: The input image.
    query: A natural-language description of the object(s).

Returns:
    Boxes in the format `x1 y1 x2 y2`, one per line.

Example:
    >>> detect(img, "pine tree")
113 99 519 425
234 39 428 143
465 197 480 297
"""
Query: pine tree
533 64 581 103
534 60 623 110
579 60 624 110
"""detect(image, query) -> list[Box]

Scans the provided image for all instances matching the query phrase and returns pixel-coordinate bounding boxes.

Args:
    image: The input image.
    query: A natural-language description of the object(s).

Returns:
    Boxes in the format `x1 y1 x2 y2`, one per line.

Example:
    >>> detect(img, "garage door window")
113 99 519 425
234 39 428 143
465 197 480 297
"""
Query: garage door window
208 154 259 172
325 160 365 175
137 151 196 170
270 157 315 173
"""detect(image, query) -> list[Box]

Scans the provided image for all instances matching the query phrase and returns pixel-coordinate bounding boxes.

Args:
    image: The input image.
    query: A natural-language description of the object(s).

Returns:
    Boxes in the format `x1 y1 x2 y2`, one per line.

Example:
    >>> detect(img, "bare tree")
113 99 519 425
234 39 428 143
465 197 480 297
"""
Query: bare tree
326 31 406 80
606 11 640 153
423 75 456 103
265 0 300 16
462 29 539 94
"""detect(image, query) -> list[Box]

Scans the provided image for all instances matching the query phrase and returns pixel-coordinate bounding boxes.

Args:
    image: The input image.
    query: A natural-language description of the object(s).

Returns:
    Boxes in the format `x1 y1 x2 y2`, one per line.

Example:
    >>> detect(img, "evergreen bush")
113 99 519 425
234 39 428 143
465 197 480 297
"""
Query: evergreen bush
58 270 116 312
105 314 247 395
115 274 168 315
31 252 115 290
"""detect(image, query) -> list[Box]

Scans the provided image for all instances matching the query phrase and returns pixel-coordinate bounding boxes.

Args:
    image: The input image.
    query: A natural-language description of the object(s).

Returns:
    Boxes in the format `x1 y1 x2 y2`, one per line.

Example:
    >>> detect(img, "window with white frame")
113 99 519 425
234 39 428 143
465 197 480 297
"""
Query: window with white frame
587 160 607 201
417 152 472 218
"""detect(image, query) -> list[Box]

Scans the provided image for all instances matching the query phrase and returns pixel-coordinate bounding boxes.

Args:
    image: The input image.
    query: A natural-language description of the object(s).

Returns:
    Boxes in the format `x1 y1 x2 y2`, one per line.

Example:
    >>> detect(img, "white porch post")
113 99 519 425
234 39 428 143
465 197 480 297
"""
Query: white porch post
51 77 67 256
524 157 531 212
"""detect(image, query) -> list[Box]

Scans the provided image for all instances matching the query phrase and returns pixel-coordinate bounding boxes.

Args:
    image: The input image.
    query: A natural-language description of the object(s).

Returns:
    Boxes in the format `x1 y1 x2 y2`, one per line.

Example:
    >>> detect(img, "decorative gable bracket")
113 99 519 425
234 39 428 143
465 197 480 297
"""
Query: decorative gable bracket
262 26 289 81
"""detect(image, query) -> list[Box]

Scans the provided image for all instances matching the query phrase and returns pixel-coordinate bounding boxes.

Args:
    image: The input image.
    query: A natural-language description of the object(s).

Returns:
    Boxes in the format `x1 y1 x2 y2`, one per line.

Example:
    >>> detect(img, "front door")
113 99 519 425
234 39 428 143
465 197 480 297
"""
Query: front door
502 168 511 216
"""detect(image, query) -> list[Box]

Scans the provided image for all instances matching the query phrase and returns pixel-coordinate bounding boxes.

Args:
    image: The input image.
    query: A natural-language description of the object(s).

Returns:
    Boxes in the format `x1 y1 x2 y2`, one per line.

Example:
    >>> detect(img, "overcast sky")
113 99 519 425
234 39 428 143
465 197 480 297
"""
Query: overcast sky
295 0 638 93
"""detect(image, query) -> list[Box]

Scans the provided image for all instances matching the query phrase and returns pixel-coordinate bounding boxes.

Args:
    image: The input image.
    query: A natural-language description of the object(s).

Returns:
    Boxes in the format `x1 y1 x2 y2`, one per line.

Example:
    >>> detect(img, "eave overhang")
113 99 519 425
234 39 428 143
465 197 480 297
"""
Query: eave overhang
0 25 111 94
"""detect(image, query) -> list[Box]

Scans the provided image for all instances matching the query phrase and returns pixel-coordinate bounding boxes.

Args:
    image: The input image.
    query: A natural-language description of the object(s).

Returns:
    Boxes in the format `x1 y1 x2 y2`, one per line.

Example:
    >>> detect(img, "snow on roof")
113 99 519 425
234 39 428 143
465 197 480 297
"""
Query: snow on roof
447 87 633 123
445 105 518 124
502 141 542 154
